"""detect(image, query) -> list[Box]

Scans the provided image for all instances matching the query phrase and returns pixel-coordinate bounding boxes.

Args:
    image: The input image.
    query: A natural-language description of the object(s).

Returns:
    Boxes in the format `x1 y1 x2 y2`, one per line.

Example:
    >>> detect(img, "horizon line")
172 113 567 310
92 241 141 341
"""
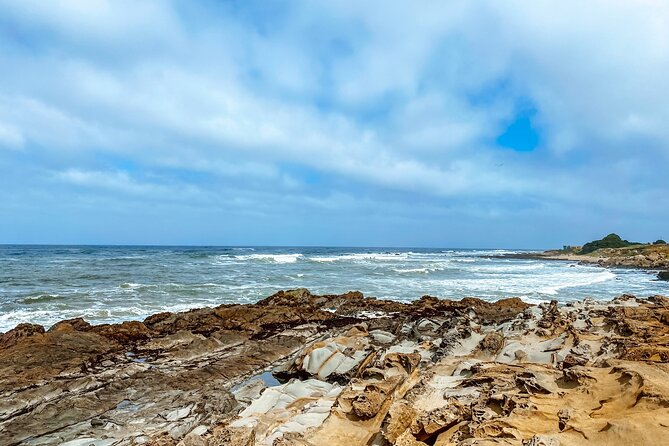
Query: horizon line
0 243 547 251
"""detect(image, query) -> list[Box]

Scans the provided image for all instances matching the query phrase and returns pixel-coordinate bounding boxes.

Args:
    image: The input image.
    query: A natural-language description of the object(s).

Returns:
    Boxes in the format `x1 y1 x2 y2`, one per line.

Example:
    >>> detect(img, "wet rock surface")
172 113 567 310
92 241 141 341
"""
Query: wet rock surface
2 289 669 445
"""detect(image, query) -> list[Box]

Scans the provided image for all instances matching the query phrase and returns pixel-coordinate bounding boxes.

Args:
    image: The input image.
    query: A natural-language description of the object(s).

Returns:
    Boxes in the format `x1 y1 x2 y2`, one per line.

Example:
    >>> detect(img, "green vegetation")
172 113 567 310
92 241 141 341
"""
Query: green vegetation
559 234 667 256
579 233 635 254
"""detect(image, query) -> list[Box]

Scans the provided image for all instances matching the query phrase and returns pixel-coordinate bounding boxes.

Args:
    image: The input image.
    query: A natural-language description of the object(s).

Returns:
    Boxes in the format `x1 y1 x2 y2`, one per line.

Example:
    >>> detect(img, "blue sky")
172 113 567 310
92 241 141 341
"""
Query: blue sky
0 1 668 248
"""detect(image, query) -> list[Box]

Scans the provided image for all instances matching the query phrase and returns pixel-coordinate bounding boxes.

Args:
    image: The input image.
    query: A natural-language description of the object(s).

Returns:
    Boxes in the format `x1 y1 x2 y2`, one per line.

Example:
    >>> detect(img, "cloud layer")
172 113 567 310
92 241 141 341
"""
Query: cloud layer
1 0 668 247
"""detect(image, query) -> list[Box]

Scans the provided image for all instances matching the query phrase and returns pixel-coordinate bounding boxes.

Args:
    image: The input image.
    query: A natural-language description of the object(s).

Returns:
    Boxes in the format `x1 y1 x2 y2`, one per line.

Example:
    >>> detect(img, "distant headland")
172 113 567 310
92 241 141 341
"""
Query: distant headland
498 233 669 279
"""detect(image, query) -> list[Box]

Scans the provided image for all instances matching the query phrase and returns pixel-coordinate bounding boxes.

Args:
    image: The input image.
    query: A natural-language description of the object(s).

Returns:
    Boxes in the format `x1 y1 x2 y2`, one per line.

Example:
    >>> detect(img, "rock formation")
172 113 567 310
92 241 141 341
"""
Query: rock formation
1 289 668 446
502 243 669 270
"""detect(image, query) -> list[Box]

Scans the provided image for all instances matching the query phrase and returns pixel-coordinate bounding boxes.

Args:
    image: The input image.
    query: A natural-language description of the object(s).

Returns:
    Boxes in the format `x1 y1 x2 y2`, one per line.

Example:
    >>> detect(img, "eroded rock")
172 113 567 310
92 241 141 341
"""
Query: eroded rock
3 290 669 446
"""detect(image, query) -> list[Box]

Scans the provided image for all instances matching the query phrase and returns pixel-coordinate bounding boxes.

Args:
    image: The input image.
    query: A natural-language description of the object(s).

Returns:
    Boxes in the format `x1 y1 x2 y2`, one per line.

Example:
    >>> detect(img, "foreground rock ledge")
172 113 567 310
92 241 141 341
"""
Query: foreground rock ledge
1 290 669 446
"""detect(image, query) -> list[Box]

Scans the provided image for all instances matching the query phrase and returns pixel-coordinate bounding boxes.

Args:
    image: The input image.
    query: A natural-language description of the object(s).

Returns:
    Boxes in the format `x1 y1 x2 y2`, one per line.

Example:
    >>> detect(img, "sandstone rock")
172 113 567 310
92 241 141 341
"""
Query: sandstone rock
561 353 587 368
384 400 418 443
177 432 207 446
556 408 571 431
478 331 504 354
4 289 669 446
524 435 560 446
349 386 387 419
394 429 429 446
0 322 45 348
514 349 528 361
91 320 152 344
206 427 255 446
370 329 396 344
232 378 268 405
49 317 92 333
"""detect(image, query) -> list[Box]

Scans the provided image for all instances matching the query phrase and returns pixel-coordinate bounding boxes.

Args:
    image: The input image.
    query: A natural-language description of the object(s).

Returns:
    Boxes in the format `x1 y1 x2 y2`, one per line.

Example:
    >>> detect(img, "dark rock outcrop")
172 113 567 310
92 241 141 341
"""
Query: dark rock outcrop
0 322 45 349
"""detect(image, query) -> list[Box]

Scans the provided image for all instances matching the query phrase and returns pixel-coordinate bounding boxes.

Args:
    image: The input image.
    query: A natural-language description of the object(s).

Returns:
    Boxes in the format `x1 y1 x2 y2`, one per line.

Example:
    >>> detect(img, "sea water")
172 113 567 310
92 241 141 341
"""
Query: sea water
0 245 666 331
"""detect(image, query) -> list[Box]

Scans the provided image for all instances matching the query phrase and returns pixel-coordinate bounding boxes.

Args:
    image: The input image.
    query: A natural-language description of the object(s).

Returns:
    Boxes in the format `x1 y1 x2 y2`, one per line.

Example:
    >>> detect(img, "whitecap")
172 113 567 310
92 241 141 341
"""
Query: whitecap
393 267 430 274
309 256 340 262
236 253 303 263
120 283 142 289
538 270 615 295
309 252 409 262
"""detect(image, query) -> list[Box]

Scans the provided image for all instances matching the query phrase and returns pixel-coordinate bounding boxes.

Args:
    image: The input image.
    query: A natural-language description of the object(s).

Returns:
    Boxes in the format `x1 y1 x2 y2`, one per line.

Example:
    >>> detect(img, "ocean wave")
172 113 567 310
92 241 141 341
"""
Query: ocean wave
120 282 143 289
539 271 616 295
100 256 150 261
513 263 546 270
20 293 64 304
3 246 666 333
393 267 430 274
185 252 214 259
308 256 340 262
459 249 524 256
468 263 546 273
235 253 303 263
309 253 409 262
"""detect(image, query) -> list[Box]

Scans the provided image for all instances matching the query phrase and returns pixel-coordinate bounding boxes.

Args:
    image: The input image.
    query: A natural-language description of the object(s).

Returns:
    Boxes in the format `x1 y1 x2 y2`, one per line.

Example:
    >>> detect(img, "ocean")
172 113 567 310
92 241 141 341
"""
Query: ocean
0 245 666 332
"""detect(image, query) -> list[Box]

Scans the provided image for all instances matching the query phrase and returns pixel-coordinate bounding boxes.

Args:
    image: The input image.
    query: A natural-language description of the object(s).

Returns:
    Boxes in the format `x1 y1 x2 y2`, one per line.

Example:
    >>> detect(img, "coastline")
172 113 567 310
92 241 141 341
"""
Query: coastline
7 245 667 332
491 245 669 271
2 289 668 446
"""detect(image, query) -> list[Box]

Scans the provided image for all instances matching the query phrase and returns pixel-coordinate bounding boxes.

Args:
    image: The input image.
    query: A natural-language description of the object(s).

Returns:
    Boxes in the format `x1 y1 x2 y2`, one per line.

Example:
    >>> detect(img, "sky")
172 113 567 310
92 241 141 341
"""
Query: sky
0 0 668 248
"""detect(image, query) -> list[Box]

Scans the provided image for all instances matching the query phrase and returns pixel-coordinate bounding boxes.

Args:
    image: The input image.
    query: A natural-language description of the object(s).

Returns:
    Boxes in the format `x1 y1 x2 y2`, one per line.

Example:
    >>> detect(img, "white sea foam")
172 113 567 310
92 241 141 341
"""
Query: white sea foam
236 253 303 263
3 246 666 333
393 266 447 274
459 250 524 256
538 270 615 295
468 263 546 273
309 256 340 262
519 296 550 305
120 282 142 289
309 253 409 262
393 267 430 273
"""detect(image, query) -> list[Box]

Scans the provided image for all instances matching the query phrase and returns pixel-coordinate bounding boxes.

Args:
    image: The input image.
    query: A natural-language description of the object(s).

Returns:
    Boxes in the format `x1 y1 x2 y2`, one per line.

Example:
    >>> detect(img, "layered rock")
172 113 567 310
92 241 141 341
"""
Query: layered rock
2 289 669 446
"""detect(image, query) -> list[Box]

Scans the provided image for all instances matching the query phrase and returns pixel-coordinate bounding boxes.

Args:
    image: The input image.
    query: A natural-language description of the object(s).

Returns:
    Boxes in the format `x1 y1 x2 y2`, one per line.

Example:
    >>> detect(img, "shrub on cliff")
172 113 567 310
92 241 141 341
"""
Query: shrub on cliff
653 239 666 245
579 233 633 254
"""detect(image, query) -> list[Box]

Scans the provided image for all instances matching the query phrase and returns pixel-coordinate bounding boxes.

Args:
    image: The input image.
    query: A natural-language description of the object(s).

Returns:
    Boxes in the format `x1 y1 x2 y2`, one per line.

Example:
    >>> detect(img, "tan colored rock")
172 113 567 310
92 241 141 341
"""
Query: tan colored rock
384 401 418 444
4 289 669 446
394 429 429 446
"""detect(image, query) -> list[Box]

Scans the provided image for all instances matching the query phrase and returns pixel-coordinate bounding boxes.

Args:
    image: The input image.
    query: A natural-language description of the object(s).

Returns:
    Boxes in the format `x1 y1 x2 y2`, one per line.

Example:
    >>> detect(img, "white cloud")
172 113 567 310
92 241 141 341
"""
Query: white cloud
53 168 206 202
0 122 24 150
0 0 668 244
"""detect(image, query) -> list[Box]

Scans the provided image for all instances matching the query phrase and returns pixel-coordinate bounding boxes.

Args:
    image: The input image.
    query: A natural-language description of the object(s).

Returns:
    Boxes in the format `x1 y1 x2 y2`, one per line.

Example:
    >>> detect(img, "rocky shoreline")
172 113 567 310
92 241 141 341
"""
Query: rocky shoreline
493 245 669 275
2 289 669 446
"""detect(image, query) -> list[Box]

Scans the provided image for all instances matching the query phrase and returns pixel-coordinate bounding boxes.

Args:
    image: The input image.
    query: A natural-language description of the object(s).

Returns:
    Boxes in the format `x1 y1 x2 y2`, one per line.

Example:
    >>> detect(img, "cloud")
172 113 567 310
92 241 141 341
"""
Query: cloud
0 0 667 246
0 122 24 150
